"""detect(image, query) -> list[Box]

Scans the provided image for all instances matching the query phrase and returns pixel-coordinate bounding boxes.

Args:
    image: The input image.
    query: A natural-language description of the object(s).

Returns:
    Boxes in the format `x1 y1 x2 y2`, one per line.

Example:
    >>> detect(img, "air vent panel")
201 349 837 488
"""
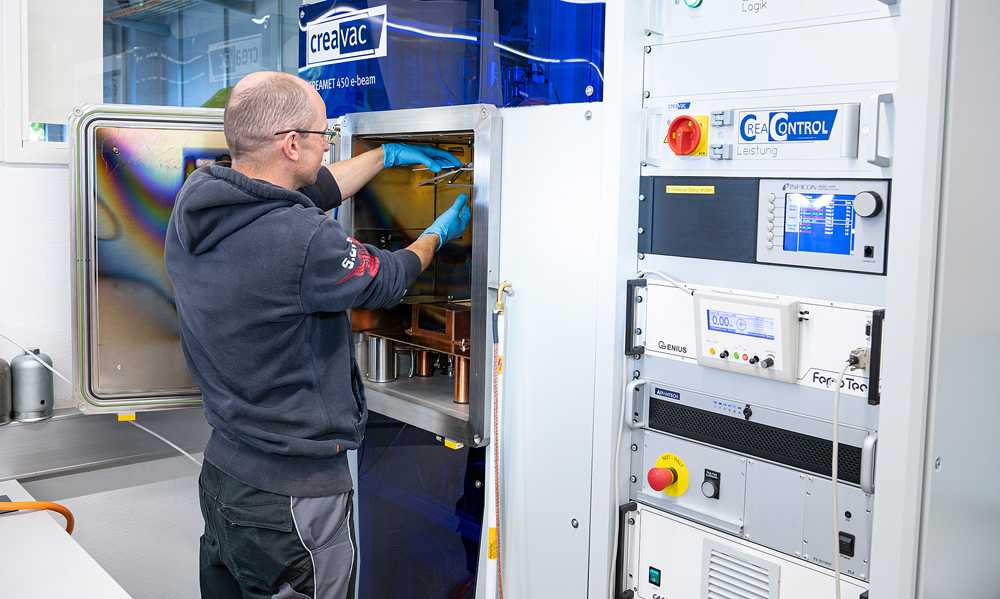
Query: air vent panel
702 540 779 599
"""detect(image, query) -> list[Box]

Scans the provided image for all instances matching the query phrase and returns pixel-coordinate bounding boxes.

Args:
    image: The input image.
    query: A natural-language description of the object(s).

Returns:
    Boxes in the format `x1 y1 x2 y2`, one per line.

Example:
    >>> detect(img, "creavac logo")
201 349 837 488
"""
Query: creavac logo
305 5 387 67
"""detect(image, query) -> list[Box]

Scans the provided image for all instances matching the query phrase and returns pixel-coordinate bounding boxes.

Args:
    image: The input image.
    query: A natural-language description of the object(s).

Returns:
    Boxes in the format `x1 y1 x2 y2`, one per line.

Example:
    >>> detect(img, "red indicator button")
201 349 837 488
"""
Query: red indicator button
647 467 679 492
742 354 749 361
666 115 703 156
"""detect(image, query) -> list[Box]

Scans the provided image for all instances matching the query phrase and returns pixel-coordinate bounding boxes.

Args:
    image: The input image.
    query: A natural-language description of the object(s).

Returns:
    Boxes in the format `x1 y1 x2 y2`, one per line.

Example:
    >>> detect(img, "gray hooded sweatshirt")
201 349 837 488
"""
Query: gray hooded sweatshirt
165 165 420 497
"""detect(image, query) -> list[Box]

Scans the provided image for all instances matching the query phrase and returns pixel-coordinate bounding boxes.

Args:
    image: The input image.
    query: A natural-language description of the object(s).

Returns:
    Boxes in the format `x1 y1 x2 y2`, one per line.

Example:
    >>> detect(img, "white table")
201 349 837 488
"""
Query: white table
0 480 132 599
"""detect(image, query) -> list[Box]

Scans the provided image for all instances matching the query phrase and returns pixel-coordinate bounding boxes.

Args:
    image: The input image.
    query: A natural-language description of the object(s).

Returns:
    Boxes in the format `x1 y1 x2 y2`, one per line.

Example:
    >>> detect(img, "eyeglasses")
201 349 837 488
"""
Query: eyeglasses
273 129 337 143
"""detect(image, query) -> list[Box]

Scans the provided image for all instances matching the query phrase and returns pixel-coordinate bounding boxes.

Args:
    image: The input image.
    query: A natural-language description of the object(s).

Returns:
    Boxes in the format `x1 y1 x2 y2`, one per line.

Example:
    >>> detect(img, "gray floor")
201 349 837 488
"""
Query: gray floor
23 455 204 599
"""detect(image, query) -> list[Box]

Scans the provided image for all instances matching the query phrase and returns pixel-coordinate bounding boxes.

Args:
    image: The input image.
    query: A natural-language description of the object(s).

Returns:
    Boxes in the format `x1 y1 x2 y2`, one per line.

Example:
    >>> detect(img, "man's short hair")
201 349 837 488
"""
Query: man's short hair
223 73 318 161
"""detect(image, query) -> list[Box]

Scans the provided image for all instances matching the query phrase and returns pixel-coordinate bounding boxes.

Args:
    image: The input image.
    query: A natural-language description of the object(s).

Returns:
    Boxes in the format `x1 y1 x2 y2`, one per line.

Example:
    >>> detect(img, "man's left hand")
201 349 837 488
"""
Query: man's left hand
382 143 463 174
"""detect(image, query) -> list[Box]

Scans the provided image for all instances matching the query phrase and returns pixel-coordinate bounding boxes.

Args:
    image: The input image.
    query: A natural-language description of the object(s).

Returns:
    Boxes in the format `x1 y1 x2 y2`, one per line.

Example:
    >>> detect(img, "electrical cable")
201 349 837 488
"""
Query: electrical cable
638 269 696 296
607 268 692 597
0 501 75 534
0 333 202 469
610 374 647 598
831 352 861 599
128 421 203 467
491 281 512 599
0 333 72 385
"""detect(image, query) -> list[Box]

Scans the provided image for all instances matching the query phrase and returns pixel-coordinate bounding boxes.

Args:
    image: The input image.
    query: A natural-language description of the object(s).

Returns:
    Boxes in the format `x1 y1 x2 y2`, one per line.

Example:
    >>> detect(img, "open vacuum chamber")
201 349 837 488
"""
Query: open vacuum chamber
336 105 501 447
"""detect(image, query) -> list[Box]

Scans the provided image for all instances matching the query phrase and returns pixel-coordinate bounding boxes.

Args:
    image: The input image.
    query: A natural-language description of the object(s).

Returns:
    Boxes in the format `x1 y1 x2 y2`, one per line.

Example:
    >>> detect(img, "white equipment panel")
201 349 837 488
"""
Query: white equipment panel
642 90 894 178
694 291 800 383
757 179 890 274
644 283 878 398
650 0 896 42
624 505 869 599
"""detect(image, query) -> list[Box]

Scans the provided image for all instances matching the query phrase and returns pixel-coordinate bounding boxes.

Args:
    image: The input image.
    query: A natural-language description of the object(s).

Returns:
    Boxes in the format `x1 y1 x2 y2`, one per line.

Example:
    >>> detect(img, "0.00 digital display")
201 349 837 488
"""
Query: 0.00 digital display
707 309 776 340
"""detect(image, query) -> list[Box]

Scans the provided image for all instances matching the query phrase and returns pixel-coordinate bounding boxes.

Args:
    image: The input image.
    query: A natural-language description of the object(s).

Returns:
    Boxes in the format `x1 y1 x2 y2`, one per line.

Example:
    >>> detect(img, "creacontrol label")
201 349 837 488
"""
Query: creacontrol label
732 103 860 161
739 109 838 143
305 5 387 68
665 185 715 195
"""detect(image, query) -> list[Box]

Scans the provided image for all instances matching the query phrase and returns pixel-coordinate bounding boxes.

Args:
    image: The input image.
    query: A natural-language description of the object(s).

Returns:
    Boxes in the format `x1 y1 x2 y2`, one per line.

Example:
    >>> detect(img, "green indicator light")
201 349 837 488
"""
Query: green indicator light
649 566 662 587
684 0 704 8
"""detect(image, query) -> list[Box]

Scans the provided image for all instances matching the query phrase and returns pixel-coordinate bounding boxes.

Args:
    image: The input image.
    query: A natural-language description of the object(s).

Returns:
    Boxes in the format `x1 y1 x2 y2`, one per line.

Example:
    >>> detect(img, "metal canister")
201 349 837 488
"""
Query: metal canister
354 332 369 378
453 356 470 405
366 336 398 383
414 351 435 377
0 358 11 426
11 349 54 422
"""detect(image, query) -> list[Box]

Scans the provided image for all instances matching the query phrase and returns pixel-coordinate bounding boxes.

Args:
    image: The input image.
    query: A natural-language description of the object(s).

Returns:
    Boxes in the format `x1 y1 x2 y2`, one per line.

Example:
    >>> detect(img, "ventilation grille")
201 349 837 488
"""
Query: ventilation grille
648 397 863 484
702 542 779 599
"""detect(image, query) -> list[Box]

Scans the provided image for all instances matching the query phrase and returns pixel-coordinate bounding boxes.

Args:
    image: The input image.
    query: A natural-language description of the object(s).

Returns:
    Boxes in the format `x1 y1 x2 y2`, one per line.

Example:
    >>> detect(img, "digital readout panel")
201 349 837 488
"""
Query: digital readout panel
706 309 776 341
783 193 856 256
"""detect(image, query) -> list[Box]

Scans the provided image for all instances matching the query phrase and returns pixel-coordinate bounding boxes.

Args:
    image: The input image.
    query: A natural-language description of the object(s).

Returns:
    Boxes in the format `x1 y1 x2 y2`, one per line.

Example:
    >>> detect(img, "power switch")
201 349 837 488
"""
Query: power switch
838 532 856 558
701 469 721 499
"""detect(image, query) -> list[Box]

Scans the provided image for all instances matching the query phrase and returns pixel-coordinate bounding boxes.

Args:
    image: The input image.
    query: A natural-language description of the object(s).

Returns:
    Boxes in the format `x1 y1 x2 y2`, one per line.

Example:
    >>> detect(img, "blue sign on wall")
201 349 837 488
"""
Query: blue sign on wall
298 0 605 118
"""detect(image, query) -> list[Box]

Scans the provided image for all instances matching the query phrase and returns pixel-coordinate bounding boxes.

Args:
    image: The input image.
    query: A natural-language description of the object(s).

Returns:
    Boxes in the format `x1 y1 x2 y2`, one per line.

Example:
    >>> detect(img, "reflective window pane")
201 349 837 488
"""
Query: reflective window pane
103 0 301 107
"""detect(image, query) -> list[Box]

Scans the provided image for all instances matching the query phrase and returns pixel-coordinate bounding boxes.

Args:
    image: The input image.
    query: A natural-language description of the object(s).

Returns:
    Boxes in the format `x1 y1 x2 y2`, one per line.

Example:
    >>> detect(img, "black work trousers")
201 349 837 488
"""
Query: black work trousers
198 461 357 599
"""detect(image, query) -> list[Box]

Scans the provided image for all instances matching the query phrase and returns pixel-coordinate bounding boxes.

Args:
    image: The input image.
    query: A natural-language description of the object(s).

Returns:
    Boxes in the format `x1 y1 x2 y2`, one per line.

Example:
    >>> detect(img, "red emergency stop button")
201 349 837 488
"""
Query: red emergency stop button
666 115 702 155
647 467 679 492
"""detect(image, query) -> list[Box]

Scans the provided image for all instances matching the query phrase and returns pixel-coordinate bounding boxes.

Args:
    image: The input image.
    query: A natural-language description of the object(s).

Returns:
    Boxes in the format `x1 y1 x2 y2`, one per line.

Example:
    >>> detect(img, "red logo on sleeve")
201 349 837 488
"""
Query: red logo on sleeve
337 238 380 284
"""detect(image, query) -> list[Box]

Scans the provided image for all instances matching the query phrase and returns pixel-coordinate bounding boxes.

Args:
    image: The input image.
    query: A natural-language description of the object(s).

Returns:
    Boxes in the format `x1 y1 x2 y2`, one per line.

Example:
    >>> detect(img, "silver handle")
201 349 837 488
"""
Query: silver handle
860 432 878 495
642 108 663 168
867 93 893 167
623 379 648 430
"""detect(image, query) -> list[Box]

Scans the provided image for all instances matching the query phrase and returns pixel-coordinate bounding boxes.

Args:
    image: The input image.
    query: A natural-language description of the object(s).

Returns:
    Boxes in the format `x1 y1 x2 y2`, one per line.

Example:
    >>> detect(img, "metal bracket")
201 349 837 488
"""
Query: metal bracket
616 502 639 599
625 279 647 356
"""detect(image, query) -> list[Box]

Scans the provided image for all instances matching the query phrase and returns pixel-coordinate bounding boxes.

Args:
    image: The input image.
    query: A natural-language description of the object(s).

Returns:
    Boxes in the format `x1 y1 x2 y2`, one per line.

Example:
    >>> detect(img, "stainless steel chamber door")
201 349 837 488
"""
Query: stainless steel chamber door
335 105 502 447
69 104 227 413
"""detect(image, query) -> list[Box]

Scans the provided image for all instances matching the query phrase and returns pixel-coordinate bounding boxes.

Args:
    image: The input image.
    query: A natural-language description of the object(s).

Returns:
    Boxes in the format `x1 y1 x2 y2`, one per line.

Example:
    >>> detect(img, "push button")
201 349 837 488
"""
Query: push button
647 467 678 492
649 566 662 586
839 532 856 558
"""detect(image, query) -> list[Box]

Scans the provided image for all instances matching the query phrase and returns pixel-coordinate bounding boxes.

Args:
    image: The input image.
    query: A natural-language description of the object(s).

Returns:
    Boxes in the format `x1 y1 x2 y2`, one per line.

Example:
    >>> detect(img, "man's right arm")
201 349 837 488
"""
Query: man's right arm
299 194 469 313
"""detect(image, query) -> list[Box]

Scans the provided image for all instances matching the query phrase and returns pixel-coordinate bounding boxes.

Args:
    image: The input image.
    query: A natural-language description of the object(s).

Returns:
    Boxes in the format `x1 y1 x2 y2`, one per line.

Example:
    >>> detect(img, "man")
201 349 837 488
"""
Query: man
164 71 470 599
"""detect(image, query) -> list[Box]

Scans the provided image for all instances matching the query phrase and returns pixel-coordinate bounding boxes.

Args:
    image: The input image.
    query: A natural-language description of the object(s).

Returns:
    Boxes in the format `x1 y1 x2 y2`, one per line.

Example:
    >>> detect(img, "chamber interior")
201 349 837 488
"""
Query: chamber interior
350 132 475 410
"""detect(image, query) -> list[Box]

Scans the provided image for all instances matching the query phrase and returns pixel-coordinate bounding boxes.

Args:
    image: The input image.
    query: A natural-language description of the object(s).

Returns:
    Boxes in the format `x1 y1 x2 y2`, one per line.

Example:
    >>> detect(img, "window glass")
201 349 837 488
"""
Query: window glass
103 0 301 108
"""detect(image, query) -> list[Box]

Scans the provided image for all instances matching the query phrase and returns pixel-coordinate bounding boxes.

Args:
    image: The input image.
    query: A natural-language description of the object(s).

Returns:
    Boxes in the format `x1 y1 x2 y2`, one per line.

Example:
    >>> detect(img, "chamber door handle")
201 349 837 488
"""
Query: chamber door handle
860 432 878 495
866 93 894 168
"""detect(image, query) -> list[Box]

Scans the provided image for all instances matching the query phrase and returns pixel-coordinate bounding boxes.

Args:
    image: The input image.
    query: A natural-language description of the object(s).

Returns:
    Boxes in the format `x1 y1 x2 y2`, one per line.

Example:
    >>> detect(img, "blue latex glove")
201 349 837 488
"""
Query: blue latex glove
382 143 463 174
423 194 471 249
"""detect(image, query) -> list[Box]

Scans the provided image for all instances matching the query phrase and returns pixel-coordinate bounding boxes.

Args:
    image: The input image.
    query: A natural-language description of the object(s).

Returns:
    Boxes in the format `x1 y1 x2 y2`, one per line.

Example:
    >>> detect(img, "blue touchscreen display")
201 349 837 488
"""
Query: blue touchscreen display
783 193 856 256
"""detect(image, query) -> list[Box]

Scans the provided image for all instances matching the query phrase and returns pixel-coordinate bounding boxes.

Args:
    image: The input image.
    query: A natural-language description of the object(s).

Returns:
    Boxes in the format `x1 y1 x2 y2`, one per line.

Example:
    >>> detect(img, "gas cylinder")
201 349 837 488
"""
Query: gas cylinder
11 349 54 422
0 358 10 425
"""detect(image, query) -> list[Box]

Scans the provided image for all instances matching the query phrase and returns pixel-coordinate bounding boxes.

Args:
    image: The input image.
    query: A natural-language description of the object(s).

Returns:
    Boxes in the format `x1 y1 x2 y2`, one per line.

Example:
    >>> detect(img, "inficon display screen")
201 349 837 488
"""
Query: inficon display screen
783 193 856 255
706 309 776 340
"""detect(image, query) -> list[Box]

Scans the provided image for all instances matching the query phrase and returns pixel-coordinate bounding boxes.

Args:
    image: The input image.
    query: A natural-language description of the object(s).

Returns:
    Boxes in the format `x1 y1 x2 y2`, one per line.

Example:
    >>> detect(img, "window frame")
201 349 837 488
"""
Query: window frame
1 0 105 164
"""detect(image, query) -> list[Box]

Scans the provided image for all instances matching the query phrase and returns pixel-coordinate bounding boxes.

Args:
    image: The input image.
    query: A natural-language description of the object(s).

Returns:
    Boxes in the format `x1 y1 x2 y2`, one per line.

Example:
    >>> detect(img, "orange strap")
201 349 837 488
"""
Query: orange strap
0 501 75 535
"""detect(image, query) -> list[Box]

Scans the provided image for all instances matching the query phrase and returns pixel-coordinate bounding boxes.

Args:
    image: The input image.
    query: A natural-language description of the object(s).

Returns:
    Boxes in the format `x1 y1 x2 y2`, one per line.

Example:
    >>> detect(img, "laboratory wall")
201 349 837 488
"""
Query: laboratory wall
0 162 75 409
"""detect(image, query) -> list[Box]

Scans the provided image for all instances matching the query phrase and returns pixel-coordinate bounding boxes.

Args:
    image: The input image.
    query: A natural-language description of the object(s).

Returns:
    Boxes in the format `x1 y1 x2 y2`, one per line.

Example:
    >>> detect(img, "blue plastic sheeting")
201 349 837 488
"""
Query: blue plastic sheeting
356 414 485 598
298 0 605 117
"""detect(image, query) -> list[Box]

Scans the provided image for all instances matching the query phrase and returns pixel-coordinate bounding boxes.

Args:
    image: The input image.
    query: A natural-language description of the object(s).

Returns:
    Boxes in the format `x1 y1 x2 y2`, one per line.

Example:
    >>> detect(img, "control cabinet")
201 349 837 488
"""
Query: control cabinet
619 2 898 597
